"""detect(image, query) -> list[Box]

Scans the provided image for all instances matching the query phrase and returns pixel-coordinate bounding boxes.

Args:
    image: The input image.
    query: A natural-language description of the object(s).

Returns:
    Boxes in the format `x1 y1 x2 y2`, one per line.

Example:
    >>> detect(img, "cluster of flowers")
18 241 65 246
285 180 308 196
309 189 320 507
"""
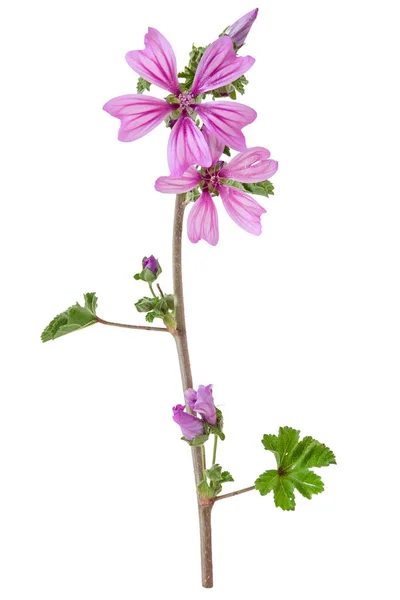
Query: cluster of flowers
104 9 278 246
173 385 216 440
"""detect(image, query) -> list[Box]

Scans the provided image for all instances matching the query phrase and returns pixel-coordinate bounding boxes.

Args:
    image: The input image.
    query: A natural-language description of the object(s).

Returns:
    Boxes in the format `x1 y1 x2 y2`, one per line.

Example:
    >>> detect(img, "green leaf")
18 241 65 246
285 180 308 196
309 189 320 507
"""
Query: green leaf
231 75 249 95
203 464 234 497
227 179 275 198
84 292 98 315
273 476 296 511
220 471 234 483
41 293 98 342
256 426 336 510
255 470 279 495
223 145 231 157
135 297 156 313
137 77 151 93
205 464 223 482
145 311 156 323
289 469 324 499
178 44 207 91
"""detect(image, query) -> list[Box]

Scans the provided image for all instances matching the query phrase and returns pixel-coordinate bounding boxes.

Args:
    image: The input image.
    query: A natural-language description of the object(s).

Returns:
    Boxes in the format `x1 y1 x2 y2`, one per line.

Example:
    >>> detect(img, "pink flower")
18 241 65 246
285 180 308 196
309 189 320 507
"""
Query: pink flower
155 129 278 245
103 28 256 176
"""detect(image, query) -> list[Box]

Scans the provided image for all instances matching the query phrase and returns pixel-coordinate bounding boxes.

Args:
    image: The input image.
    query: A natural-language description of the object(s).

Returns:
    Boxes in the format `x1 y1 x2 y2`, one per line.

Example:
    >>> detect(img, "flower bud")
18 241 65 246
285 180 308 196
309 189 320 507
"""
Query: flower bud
184 384 217 425
142 255 159 274
225 8 258 49
173 404 205 440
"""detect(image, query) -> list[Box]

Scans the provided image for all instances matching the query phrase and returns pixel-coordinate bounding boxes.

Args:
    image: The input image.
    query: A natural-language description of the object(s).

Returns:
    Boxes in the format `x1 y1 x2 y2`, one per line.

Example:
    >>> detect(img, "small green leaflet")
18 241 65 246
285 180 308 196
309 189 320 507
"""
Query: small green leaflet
41 293 98 342
137 77 151 93
198 463 234 498
227 179 275 198
255 426 336 511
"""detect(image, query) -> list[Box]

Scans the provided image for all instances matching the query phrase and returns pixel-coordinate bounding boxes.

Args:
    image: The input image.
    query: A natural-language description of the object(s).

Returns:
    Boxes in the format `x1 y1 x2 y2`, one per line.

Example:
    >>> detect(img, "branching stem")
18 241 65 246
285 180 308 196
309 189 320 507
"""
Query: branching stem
96 316 168 333
214 485 256 502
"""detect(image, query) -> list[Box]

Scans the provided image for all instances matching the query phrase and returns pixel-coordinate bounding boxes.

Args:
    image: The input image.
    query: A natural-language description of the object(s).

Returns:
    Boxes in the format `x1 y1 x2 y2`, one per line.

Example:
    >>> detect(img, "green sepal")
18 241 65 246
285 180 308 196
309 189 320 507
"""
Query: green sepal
255 426 336 511
188 187 201 202
206 408 225 440
223 146 231 157
181 433 210 447
137 77 151 93
41 293 98 342
198 479 214 499
227 179 275 198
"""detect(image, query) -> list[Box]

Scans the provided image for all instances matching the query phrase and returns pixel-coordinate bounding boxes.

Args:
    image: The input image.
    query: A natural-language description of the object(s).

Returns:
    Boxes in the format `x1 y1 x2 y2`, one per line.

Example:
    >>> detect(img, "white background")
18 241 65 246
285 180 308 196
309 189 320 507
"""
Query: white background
1 0 399 597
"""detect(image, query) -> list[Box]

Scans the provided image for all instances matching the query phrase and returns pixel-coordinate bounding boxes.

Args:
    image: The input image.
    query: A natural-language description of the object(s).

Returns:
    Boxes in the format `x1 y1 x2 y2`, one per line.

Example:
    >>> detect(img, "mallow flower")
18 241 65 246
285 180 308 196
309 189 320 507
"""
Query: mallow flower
103 28 256 176
184 384 217 425
155 129 278 245
172 404 204 440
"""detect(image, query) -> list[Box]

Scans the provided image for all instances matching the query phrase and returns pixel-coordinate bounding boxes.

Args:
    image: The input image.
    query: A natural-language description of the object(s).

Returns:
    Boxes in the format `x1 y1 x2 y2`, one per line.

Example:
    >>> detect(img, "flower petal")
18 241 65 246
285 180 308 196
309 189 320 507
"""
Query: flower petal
103 94 173 142
191 36 255 96
220 147 279 183
196 102 256 151
187 189 219 246
167 116 212 176
202 127 225 164
184 388 198 410
155 167 201 194
219 185 266 235
125 27 180 95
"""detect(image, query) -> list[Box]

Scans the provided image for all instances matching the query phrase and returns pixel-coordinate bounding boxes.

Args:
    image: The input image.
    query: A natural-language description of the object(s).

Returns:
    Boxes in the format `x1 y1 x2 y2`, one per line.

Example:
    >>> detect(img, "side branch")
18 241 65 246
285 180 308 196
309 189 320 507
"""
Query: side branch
214 485 256 502
96 316 168 333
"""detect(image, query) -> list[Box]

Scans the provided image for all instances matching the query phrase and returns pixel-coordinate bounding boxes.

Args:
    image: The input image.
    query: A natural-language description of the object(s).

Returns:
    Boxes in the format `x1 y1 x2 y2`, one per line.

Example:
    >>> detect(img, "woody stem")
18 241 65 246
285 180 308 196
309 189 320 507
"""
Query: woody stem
172 193 214 589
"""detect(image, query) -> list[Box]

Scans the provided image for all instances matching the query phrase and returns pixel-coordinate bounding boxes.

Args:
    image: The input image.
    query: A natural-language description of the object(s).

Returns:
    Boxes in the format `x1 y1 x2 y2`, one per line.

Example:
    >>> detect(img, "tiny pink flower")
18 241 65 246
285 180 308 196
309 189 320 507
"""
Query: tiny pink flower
155 129 278 245
103 28 256 176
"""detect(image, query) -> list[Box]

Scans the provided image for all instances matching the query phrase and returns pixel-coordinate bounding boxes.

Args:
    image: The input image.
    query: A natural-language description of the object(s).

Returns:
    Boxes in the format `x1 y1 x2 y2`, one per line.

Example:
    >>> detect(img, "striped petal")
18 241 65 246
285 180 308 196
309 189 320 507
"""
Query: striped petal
220 147 279 183
219 185 266 235
125 28 180 95
167 115 212 177
191 36 255 96
196 102 256 152
202 127 225 164
103 94 173 142
187 189 219 246
155 167 201 194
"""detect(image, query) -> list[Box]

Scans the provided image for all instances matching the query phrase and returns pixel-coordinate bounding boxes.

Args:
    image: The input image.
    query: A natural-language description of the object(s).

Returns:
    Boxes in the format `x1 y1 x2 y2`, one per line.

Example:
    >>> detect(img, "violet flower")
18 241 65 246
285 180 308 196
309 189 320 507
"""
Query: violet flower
155 129 278 245
184 384 217 425
142 255 158 274
225 9 259 48
103 28 256 176
172 404 204 440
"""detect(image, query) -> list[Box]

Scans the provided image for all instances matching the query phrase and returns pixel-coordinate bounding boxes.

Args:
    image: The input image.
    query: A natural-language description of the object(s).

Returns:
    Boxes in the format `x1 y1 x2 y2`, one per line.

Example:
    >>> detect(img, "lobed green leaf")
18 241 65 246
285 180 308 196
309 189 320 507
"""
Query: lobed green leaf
41 293 98 342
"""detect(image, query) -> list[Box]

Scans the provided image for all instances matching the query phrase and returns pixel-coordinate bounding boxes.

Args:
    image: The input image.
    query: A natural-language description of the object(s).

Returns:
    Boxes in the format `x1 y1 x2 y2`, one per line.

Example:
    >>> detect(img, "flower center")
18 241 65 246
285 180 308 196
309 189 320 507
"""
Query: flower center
178 92 195 109
202 166 221 190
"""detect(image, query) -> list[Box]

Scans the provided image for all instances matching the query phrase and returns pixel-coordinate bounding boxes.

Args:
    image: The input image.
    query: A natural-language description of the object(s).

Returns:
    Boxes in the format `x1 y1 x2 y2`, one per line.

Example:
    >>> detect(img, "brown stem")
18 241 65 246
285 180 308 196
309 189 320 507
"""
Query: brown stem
96 316 168 333
172 194 214 589
214 485 256 502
